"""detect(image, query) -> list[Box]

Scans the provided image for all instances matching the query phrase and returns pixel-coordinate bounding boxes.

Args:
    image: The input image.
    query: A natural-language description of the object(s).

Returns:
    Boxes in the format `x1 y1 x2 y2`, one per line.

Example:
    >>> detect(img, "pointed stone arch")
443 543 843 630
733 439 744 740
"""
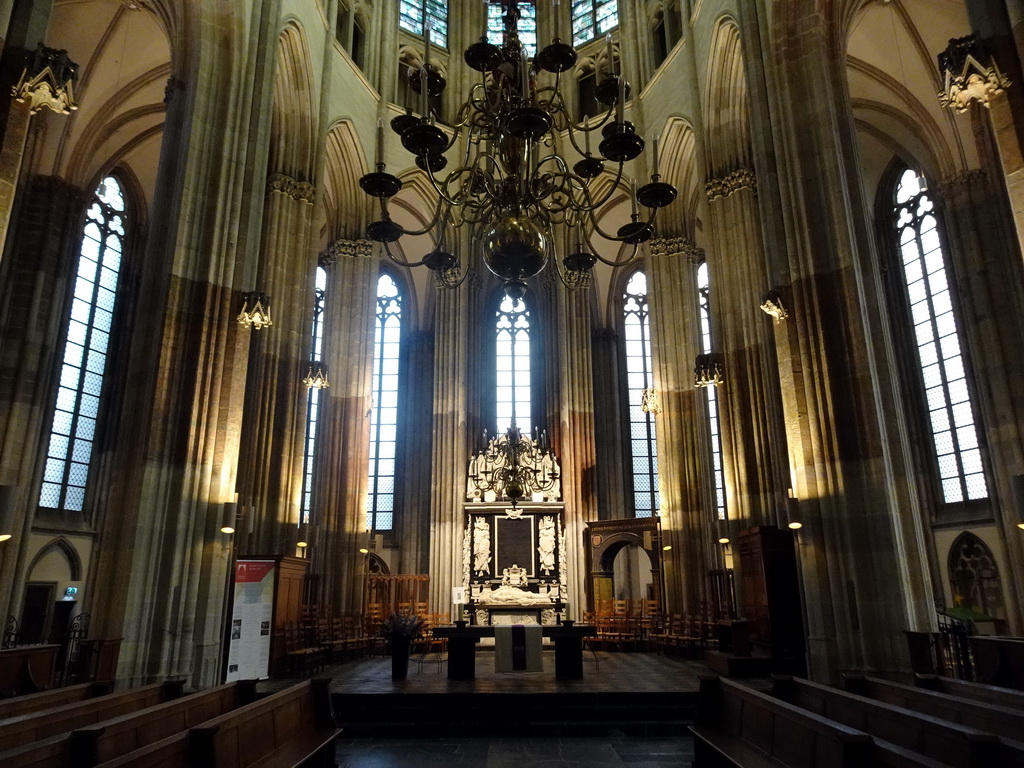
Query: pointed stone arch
323 120 369 242
270 23 317 180
659 116 700 238
704 17 752 178
26 537 83 582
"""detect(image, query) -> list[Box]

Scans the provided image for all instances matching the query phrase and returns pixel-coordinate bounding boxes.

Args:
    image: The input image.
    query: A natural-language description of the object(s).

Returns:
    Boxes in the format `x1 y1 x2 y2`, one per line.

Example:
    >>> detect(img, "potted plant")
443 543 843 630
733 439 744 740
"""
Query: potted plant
383 611 424 681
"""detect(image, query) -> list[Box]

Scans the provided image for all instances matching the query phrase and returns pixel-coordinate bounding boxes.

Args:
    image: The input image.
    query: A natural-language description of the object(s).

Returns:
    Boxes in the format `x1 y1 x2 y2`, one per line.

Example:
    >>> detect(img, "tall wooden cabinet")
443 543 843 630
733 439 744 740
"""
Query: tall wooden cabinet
738 526 805 673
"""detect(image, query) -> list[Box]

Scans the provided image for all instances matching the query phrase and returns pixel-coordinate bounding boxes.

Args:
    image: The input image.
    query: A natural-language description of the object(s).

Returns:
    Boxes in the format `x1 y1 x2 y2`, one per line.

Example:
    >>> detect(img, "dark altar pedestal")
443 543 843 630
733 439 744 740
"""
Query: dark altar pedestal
432 624 596 681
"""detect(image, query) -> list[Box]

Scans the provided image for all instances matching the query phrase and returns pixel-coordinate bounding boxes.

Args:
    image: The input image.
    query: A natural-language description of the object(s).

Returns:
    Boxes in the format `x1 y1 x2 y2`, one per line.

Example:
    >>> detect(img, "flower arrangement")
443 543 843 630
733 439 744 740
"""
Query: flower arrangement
382 611 424 640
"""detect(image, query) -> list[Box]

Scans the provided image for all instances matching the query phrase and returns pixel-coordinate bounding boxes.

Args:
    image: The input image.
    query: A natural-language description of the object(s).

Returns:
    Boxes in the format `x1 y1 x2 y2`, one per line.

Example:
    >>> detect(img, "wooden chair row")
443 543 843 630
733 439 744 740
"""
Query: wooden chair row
0 678 337 768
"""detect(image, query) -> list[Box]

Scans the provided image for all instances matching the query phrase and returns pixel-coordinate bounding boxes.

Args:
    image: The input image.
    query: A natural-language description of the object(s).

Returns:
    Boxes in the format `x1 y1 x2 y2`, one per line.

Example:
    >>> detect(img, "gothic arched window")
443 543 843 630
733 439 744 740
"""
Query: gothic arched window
495 294 532 435
400 0 448 47
39 176 127 512
623 270 658 517
697 262 726 520
367 273 403 532
300 265 327 524
488 1 537 58
892 168 987 504
571 0 618 46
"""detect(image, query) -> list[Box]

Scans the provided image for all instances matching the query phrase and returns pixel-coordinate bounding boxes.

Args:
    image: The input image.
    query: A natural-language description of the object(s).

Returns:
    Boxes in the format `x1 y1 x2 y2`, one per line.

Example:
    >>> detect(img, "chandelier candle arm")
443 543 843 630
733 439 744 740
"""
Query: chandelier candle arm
359 0 677 296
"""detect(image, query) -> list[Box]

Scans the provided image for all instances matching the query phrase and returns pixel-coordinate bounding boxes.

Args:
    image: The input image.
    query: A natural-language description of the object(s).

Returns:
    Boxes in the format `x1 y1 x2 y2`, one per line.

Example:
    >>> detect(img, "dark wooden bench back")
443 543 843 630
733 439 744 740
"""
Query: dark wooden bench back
0 681 114 721
0 680 253 768
71 679 257 767
916 673 1024 711
691 675 875 767
773 675 1012 767
189 678 335 768
844 673 1024 743
0 680 184 752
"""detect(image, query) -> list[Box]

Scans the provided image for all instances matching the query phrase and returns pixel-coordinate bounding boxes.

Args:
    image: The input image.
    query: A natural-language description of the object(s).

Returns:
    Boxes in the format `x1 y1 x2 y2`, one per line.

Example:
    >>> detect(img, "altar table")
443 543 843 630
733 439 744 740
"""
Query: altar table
432 623 596 681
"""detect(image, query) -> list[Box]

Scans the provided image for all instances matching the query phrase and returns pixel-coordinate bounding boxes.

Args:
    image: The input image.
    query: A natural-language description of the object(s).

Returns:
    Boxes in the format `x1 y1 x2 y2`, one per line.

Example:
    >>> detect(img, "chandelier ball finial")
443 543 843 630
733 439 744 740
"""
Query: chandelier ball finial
481 213 547 283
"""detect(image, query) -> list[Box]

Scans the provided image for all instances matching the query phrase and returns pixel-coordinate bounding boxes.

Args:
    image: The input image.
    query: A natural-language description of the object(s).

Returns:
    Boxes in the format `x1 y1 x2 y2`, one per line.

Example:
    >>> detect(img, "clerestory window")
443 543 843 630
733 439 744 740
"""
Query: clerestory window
488 1 537 58
39 176 127 512
571 0 618 47
367 273 404 532
697 262 727 520
300 265 327 524
399 0 448 48
623 270 658 517
892 168 987 504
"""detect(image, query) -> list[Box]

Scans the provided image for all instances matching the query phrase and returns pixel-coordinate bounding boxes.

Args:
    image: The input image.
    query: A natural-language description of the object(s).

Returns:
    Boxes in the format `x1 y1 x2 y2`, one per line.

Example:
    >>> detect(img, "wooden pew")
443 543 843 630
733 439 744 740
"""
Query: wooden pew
0 644 60 697
0 681 114 721
94 679 339 768
915 673 1024 711
772 674 1022 767
689 675 945 767
188 678 339 768
844 673 1024 745
0 680 255 768
0 680 184 752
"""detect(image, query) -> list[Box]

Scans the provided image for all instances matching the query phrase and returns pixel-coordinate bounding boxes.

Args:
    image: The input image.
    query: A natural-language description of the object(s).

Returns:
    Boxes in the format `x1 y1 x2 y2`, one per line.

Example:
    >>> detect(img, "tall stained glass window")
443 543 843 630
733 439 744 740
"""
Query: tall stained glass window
893 168 987 503
399 0 448 48
698 262 727 520
39 176 126 512
495 295 532 434
488 1 537 58
301 266 327 523
572 0 618 46
623 271 658 517
367 274 403 532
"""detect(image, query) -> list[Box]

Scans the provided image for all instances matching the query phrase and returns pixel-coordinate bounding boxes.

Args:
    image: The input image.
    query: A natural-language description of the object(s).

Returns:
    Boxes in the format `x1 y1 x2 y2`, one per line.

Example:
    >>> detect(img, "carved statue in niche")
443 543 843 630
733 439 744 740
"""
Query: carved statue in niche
473 517 492 576
538 516 556 575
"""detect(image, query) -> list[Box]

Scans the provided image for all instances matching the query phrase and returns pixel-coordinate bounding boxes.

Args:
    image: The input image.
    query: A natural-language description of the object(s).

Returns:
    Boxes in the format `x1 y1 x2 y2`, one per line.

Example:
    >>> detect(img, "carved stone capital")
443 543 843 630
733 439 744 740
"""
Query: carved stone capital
319 239 372 265
705 168 756 201
935 169 987 199
12 44 79 115
267 172 316 204
938 34 1011 112
649 236 704 263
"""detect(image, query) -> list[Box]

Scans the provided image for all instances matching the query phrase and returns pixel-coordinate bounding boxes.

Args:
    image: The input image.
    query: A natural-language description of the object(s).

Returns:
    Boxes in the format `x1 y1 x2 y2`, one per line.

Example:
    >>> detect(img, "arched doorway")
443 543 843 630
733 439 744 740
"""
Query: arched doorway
584 518 663 613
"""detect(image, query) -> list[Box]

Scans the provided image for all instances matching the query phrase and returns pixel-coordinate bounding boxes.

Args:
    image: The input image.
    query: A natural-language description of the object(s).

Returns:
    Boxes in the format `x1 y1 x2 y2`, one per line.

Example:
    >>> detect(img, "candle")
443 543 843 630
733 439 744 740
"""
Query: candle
631 179 638 216
605 33 614 77
522 54 530 102
553 0 560 40
652 132 660 177
375 117 384 167
617 73 625 123
420 66 429 118
422 26 431 118
584 116 590 154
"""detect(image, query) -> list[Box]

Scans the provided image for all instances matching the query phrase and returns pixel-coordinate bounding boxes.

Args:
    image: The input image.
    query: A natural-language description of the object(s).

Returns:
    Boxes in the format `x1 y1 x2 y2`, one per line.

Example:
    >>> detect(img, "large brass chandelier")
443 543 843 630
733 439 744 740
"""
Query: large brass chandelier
469 425 559 509
359 1 676 300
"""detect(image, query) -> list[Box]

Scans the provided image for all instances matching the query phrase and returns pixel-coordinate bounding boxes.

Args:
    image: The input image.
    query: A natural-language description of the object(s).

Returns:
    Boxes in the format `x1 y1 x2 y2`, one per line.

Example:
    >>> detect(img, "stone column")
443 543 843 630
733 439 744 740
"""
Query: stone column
546 277 598 620
591 328 626 522
427 270 476 614
0 175 85 623
704 169 789 527
936 169 1024 628
647 236 717 612
237 173 317 555
315 239 376 615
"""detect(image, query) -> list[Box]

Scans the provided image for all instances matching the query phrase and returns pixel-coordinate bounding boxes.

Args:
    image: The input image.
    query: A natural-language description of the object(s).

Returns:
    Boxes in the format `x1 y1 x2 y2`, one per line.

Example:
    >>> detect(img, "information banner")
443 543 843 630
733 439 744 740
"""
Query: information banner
225 559 275 681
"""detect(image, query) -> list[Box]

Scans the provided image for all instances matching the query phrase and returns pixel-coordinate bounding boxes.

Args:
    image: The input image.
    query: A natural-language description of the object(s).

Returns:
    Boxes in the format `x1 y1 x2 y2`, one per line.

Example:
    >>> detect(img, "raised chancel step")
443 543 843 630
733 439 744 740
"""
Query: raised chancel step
333 691 697 737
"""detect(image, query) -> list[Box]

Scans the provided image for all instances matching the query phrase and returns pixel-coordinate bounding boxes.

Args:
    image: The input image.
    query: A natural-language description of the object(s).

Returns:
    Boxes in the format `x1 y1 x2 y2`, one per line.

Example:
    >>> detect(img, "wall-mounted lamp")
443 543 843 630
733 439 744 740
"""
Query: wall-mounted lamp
662 545 672 552
718 536 730 545
786 491 802 530
296 523 313 549
0 486 13 542
237 292 273 330
1012 475 1024 530
220 502 238 534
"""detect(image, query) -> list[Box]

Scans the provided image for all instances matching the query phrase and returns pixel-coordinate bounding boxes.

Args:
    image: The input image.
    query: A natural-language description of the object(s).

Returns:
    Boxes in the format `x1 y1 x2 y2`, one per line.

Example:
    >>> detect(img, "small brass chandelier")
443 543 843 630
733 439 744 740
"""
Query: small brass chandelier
359 1 676 301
